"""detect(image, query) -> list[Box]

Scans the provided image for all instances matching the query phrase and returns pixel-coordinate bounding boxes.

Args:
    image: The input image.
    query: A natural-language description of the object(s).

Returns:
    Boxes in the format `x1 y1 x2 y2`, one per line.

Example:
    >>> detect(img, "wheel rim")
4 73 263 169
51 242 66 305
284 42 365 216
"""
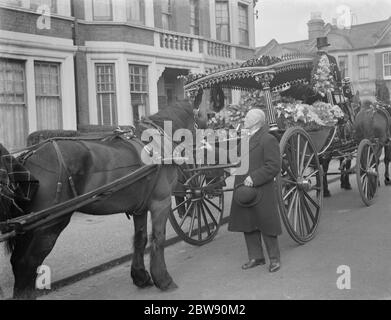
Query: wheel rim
277 128 323 244
169 165 224 246
356 140 378 206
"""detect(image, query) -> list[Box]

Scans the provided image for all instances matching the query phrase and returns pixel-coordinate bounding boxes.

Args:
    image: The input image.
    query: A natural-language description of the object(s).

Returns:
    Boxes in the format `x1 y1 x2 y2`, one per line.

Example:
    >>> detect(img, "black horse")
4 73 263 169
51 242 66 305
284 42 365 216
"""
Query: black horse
2 101 208 299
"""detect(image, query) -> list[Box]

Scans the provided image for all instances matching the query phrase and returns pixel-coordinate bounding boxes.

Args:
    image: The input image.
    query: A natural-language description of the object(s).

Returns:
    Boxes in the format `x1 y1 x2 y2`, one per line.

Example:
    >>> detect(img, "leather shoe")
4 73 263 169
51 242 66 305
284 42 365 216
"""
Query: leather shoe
269 262 281 273
241 259 265 270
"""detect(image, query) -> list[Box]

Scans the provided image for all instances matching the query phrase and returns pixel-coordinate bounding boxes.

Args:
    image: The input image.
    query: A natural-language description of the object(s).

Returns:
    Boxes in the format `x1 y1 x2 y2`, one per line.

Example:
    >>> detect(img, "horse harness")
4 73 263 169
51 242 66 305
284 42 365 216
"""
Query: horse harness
18 132 162 214
19 139 79 205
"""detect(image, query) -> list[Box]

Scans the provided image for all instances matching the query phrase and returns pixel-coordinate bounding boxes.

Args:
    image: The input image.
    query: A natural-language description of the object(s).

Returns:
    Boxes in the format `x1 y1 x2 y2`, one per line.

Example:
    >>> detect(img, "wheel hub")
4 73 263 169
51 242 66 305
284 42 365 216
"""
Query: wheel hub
366 168 378 176
297 177 312 192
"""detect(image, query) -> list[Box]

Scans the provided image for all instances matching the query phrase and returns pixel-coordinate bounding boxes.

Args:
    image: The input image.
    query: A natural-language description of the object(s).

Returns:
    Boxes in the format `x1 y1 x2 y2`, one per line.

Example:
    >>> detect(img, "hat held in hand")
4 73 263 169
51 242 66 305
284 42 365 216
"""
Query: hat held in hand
233 183 262 208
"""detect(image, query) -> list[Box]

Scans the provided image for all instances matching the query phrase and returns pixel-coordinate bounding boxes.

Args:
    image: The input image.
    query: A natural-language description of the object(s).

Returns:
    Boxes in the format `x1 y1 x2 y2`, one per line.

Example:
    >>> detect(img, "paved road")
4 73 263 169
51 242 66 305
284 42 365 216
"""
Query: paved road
36 162 391 300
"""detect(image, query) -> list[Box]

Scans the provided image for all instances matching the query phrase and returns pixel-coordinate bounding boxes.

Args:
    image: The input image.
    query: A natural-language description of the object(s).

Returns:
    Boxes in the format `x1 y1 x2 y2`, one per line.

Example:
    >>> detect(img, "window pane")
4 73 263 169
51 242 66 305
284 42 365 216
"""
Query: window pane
216 1 230 42
161 0 171 13
30 0 57 13
35 62 62 130
384 52 391 77
129 64 149 120
190 0 199 35
96 63 117 125
93 0 112 21
127 0 144 23
0 0 22 8
0 58 27 150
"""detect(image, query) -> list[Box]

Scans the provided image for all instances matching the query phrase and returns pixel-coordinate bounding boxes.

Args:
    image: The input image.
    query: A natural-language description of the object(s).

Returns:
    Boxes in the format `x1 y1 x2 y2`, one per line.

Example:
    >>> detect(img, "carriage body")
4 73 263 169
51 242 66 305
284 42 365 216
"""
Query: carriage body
172 52 371 245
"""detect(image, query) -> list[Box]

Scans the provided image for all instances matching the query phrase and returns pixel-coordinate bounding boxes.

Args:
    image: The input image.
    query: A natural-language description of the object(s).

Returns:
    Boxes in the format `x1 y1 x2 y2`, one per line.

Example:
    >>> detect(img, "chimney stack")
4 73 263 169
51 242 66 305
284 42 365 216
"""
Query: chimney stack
307 12 325 40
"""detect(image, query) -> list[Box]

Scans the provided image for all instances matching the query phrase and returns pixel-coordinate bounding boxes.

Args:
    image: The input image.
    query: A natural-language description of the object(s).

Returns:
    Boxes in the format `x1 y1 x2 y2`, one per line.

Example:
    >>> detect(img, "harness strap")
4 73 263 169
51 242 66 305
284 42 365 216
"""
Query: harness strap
51 140 78 203
125 165 162 218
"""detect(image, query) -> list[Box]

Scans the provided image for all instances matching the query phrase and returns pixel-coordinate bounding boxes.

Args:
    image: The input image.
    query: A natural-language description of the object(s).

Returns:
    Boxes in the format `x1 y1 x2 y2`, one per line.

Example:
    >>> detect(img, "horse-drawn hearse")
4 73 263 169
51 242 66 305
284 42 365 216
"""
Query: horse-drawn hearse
0 50 390 299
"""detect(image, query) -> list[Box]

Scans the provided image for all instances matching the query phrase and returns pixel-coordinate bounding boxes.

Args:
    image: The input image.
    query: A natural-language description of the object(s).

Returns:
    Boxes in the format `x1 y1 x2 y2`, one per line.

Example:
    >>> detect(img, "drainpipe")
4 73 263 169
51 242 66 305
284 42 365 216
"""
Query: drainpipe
70 0 80 128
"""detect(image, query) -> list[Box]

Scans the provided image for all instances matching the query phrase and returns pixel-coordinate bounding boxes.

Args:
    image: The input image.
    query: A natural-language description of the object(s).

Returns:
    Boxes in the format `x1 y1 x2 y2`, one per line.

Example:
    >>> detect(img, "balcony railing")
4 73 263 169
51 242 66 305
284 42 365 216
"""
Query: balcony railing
159 32 194 52
206 40 231 58
156 29 235 59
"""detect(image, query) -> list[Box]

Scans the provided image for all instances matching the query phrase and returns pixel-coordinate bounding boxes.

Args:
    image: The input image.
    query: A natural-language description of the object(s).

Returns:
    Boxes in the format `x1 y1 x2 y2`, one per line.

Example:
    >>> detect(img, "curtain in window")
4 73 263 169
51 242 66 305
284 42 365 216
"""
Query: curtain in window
0 58 27 151
129 65 149 121
358 55 369 80
35 62 62 130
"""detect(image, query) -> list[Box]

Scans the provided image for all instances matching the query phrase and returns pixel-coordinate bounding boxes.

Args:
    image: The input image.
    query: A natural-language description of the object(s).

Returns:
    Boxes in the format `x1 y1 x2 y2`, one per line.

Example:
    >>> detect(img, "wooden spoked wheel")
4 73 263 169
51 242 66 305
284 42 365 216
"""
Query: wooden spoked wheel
356 139 379 206
169 164 225 246
276 127 323 244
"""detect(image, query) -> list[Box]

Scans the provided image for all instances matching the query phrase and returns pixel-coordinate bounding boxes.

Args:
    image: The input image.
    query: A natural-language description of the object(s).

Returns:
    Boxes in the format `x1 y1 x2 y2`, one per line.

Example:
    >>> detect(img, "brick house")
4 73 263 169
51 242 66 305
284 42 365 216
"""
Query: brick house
0 0 256 150
73 0 256 129
256 14 391 103
0 0 77 151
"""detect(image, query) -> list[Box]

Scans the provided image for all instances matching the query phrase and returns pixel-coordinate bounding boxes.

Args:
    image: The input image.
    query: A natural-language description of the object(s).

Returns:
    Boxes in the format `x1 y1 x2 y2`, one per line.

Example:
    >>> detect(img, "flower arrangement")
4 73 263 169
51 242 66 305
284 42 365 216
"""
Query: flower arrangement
275 100 344 131
312 54 335 97
207 104 246 130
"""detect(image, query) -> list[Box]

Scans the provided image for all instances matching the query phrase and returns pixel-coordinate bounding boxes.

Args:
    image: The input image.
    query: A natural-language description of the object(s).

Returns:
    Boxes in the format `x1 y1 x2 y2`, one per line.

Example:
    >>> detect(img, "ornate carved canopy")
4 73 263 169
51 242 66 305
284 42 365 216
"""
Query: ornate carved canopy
183 53 316 94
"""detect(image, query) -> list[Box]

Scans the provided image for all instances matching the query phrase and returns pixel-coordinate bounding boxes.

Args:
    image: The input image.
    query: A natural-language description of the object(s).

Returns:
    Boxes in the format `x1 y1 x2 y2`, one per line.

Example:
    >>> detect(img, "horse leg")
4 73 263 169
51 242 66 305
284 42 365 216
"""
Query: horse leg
339 157 345 188
149 196 177 291
321 156 331 197
131 211 153 288
384 145 391 186
11 216 71 299
340 158 352 190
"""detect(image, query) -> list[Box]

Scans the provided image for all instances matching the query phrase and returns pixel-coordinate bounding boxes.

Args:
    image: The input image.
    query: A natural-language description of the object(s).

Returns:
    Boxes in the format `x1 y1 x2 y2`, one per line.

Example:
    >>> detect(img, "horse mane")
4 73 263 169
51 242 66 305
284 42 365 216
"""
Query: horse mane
148 100 195 132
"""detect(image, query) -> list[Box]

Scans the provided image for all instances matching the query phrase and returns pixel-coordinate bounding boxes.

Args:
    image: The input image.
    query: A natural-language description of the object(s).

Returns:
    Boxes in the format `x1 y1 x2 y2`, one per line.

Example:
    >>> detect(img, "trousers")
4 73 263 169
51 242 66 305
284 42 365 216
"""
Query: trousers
244 230 280 263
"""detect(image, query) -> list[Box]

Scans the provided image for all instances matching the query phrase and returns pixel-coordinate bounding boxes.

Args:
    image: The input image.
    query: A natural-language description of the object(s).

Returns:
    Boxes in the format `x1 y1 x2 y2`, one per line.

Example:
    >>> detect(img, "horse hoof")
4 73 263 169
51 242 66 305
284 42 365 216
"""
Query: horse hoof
324 190 331 197
385 180 391 186
131 269 154 288
155 278 178 292
164 281 178 292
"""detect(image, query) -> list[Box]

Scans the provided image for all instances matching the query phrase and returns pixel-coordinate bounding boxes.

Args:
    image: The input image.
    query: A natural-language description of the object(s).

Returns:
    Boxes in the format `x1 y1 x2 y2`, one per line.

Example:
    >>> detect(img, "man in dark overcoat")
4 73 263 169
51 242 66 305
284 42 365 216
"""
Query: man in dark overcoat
228 109 282 272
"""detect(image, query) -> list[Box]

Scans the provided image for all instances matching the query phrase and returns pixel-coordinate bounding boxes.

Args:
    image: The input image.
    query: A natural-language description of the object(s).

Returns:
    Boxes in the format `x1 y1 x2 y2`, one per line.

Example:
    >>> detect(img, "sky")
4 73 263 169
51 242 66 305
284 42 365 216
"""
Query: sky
254 0 391 47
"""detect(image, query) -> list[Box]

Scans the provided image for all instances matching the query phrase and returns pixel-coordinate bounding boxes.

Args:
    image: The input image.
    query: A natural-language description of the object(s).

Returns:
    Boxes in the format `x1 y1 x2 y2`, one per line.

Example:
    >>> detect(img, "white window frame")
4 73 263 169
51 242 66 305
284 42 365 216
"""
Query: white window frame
161 0 172 30
238 3 249 46
126 0 145 25
92 0 113 21
95 63 117 126
30 0 57 13
190 0 199 36
383 52 391 80
358 54 369 81
338 55 348 79
129 64 149 120
34 61 62 130
215 0 230 42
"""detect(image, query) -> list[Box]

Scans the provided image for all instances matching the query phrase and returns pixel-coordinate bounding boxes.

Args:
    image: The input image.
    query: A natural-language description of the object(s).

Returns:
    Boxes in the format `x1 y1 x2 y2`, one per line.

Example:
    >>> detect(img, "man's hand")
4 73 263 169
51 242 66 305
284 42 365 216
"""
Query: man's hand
244 176 254 187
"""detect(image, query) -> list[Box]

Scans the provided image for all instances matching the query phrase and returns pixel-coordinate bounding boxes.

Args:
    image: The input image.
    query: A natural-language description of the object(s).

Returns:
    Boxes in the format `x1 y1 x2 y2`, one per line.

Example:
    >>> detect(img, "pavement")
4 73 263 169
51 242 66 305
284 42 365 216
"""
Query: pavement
1 159 391 299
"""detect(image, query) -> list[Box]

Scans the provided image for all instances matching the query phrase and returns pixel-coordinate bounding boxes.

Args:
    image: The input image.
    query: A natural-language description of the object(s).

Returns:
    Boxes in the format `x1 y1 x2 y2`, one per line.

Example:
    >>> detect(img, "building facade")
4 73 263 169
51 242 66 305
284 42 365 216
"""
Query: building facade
256 14 391 103
0 0 256 151
0 0 77 151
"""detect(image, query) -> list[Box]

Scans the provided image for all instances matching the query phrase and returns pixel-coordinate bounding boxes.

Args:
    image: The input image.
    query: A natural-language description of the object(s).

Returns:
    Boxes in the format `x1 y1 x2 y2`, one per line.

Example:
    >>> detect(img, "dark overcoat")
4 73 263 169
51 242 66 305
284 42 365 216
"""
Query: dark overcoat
228 126 282 235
